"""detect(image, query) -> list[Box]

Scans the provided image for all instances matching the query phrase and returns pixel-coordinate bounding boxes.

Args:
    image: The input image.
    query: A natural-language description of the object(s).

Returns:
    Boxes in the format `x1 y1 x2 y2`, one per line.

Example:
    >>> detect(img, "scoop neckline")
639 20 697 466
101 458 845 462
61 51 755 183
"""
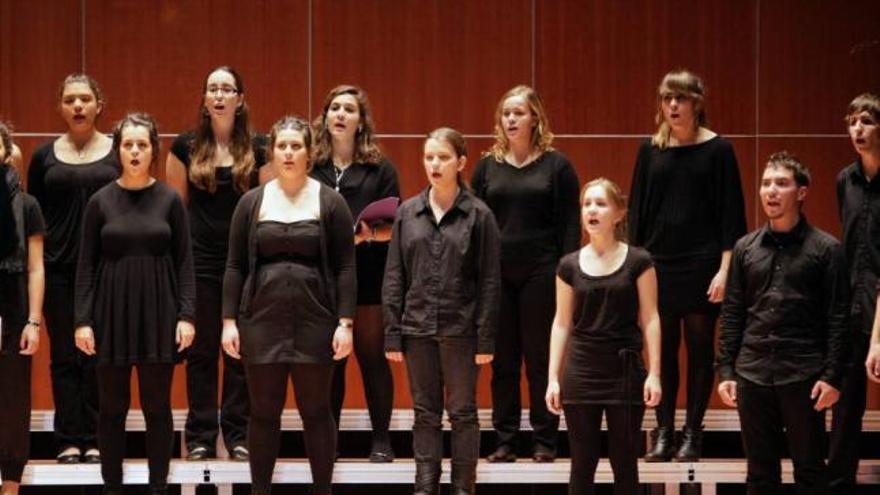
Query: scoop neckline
578 244 630 279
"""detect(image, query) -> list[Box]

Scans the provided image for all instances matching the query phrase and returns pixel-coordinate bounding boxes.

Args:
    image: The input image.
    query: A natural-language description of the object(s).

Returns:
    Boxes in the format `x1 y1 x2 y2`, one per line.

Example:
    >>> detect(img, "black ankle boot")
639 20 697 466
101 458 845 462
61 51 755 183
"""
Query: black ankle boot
451 462 477 495
413 461 441 495
675 426 703 462
644 426 675 462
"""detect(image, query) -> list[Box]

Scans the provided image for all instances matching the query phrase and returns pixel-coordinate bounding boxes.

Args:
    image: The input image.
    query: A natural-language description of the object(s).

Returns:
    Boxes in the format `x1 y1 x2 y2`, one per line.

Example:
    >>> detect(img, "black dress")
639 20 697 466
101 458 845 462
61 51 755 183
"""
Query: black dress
74 181 196 365
627 136 746 316
556 246 653 405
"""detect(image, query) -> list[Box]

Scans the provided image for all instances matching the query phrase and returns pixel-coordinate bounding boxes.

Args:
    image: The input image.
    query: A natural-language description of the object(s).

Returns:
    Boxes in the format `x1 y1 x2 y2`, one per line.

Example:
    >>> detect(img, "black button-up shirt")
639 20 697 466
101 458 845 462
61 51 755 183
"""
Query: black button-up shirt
837 160 880 334
717 218 849 387
383 188 501 354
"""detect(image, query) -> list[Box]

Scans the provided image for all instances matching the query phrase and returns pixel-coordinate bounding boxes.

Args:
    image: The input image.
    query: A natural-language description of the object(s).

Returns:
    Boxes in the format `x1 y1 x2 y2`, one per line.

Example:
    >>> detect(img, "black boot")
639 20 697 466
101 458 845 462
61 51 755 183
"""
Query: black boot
675 426 703 462
644 426 674 462
451 463 477 495
413 461 441 495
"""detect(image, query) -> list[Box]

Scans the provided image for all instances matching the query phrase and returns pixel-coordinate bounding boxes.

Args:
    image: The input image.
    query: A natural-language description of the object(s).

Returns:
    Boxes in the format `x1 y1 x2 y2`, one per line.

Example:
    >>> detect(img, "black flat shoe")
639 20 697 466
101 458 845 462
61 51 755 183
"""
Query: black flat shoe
57 447 81 464
186 446 212 461
532 445 556 463
487 444 516 463
368 436 395 463
230 445 249 462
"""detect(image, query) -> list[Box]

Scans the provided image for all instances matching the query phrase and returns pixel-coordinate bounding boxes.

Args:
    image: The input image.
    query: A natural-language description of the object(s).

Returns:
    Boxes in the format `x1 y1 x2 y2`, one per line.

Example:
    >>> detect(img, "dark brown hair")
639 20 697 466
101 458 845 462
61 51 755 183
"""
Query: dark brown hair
765 151 810 187
846 93 880 123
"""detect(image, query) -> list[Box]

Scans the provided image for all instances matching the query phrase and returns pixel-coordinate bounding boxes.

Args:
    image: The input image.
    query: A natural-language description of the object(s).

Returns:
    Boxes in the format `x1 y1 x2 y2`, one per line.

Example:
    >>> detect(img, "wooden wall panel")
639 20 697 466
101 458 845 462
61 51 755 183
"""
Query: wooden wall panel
0 0 82 132
759 0 880 134
311 0 531 135
536 0 757 135
84 0 309 133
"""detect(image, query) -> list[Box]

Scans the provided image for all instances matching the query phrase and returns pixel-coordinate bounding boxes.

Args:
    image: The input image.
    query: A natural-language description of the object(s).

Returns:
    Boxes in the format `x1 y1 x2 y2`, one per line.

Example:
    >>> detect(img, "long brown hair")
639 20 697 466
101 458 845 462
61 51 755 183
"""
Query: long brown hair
651 70 707 150
311 85 383 166
189 66 256 194
488 85 554 161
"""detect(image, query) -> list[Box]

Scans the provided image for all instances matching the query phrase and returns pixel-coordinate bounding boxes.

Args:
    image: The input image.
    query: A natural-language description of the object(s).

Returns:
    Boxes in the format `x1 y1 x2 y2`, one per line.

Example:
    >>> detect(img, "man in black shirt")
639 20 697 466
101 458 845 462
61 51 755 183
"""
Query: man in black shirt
717 151 849 495
833 93 880 494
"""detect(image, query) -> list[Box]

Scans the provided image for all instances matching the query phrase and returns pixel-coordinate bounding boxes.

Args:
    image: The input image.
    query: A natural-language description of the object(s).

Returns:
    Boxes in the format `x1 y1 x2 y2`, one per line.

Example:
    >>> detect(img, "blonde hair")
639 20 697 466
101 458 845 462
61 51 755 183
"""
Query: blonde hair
488 85 554 161
652 70 707 150
581 177 627 240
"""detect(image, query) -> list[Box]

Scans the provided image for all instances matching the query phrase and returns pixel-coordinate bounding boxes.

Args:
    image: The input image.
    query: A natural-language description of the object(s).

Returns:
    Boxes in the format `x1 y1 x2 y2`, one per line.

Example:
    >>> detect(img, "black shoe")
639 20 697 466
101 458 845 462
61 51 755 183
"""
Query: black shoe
487 444 516 463
674 426 703 462
532 444 556 463
81 448 101 464
186 446 213 461
413 461 441 495
451 463 477 495
369 434 395 463
645 427 674 462
57 446 81 464
230 445 250 462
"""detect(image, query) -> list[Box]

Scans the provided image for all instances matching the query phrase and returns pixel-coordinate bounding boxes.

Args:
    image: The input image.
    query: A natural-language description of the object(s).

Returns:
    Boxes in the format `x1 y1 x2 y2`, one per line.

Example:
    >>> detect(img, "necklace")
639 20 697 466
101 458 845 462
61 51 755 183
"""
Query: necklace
70 133 97 161
334 166 346 191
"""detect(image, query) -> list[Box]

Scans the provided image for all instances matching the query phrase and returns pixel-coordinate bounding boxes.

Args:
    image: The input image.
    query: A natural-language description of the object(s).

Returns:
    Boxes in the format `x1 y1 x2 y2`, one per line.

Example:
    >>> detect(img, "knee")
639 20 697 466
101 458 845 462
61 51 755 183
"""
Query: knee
413 408 442 430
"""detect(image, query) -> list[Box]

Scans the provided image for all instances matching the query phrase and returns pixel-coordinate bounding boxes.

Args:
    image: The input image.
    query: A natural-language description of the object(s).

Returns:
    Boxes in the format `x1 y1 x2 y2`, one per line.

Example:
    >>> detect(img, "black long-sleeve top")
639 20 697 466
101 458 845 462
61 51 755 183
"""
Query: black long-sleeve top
74 181 196 364
836 159 880 335
170 132 268 279
383 188 501 354
223 182 356 320
311 158 399 305
717 218 850 388
471 150 580 269
627 136 746 263
27 142 120 269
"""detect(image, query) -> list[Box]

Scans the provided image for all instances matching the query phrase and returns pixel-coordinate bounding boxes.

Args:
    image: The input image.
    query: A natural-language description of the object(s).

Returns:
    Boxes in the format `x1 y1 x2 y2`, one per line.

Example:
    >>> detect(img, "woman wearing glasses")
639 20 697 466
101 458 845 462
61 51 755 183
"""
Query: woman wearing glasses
166 66 269 462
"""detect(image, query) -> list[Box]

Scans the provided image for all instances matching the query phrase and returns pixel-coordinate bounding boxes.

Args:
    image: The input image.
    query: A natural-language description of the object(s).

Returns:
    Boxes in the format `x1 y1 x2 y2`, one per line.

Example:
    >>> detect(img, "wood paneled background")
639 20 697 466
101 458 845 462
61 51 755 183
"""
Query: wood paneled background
2 0 879 411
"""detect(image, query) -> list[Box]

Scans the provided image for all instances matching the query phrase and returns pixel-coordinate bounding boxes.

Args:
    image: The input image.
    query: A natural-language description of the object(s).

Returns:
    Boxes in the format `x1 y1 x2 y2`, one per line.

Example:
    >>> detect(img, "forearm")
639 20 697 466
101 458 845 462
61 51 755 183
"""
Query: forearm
27 264 44 322
644 314 661 376
547 321 570 383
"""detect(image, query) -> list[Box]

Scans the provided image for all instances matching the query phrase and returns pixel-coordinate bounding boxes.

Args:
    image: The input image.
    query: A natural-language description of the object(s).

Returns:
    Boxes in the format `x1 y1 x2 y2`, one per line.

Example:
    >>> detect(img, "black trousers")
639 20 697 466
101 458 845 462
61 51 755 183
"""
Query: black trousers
563 403 645 495
736 377 829 495
491 264 558 451
0 351 30 483
45 268 99 449
828 329 869 494
246 363 335 495
655 313 717 429
185 275 249 452
97 363 175 488
404 336 480 469
330 304 393 439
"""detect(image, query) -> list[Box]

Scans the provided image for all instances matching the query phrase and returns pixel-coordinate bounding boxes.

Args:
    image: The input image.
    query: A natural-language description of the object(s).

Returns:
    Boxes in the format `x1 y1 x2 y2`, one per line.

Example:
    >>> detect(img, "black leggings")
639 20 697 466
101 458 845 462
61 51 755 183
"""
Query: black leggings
656 313 717 429
330 305 393 438
564 403 645 495
97 363 174 488
247 363 335 495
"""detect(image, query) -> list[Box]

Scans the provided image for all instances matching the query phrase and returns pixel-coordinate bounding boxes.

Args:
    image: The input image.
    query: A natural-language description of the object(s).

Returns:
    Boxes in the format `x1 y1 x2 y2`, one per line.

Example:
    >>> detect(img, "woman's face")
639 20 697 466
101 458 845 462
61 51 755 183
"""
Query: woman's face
423 137 464 189
326 93 361 143
660 91 698 131
203 69 243 123
581 185 623 237
272 128 310 180
500 95 535 146
118 124 153 181
60 82 102 132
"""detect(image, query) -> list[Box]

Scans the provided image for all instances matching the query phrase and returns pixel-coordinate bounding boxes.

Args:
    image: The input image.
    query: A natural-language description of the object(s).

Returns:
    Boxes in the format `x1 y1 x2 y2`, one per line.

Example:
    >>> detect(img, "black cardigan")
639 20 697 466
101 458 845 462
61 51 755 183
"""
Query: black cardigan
222 181 356 320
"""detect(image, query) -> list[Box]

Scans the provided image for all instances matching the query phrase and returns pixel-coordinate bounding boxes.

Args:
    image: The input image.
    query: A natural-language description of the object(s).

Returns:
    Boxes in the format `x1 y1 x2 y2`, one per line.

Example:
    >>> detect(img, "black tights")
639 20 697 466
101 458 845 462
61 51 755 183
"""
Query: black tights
247 363 335 495
656 313 717 429
330 305 393 439
564 403 645 495
97 364 174 488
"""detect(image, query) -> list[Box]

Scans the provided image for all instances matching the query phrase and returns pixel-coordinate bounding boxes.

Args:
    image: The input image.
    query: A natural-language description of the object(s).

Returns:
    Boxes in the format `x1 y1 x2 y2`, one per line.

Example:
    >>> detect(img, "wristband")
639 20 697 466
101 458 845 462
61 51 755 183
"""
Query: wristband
338 321 354 329
26 319 41 328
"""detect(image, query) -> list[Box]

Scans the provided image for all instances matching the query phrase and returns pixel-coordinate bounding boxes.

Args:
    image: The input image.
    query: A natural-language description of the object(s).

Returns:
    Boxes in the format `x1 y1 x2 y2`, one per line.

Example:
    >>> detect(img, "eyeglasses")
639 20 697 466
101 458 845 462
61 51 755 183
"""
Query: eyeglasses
206 86 238 96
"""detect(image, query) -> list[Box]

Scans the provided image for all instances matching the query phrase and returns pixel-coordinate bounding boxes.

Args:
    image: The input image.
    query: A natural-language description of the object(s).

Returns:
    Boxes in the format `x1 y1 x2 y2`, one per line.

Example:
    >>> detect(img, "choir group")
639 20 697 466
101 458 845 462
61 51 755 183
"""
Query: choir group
0 67 878 495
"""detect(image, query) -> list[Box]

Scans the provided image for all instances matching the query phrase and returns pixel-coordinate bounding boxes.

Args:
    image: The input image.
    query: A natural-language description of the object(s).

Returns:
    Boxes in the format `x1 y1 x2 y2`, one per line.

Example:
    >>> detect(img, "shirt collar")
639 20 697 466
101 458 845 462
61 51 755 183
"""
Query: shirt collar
760 214 809 247
416 187 473 217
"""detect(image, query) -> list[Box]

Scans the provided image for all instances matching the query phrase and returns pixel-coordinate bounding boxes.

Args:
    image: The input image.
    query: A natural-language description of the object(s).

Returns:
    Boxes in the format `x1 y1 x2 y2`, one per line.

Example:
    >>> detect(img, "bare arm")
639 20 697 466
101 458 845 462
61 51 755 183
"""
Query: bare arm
20 234 45 355
545 276 575 415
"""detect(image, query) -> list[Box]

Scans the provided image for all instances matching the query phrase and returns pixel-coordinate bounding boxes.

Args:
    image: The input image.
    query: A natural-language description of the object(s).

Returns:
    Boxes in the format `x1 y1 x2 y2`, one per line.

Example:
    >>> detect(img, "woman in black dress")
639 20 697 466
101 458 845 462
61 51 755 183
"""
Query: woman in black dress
222 116 355 495
472 85 580 462
75 113 196 495
28 74 119 464
310 85 399 461
166 66 268 462
384 128 500 495
546 178 661 495
628 70 746 461
0 122 45 495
